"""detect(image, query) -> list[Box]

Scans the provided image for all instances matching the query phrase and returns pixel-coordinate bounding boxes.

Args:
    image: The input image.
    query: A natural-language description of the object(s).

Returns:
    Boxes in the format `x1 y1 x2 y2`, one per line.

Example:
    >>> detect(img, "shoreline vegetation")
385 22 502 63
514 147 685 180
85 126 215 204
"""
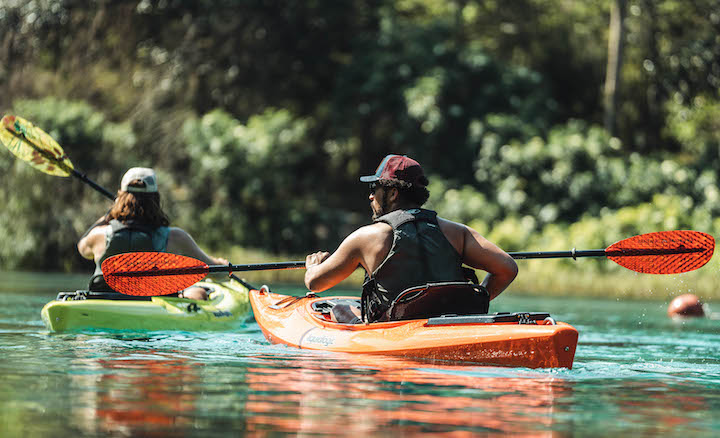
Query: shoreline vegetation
2 4 720 300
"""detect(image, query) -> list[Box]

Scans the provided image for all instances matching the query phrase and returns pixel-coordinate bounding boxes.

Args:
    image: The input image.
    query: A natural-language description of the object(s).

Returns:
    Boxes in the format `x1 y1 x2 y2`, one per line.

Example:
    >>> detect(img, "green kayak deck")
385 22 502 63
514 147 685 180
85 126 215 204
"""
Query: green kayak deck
41 278 251 332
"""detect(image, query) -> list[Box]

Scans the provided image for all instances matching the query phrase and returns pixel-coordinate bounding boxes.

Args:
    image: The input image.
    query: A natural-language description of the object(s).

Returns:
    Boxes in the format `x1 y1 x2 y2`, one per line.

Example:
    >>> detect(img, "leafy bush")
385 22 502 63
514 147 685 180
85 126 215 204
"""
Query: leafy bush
666 95 720 164
179 108 350 253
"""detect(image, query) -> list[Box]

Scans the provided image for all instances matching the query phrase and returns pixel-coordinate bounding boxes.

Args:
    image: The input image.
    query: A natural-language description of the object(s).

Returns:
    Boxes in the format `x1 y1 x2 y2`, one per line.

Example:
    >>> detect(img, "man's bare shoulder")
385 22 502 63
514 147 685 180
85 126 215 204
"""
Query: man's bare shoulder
436 216 469 235
358 221 393 235
436 216 475 255
344 222 393 245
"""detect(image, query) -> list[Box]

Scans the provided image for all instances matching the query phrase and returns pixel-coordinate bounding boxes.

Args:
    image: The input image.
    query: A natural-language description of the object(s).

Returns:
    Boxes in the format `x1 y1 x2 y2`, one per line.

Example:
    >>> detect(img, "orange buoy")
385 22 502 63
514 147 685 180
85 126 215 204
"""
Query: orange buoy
667 294 705 318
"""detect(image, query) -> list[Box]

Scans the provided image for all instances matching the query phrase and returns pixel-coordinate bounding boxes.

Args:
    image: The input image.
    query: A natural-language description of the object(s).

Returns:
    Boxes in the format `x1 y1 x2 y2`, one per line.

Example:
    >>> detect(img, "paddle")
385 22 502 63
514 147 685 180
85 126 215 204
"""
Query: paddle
1 115 115 200
101 230 714 296
102 251 305 295
510 230 714 274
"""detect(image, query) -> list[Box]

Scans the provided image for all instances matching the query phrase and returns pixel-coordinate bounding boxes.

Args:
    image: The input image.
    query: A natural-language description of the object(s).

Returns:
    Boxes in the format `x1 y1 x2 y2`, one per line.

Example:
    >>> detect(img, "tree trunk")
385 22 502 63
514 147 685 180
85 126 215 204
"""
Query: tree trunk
603 0 626 137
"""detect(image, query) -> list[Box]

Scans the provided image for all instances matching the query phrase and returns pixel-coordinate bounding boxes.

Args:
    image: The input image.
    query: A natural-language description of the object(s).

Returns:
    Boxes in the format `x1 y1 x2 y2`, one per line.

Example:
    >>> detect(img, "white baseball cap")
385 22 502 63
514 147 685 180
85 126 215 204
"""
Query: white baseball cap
120 167 158 193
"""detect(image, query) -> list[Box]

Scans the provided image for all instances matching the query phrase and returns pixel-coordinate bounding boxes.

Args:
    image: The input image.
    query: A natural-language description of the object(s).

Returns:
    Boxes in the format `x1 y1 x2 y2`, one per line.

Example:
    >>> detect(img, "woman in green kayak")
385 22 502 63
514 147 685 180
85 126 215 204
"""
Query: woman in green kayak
77 167 227 299
304 154 518 323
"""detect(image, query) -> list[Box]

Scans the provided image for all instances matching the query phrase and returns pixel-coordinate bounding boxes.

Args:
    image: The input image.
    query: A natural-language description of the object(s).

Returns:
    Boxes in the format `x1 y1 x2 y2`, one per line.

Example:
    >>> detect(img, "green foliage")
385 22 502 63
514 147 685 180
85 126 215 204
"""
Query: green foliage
665 95 720 163
427 178 498 225
178 108 347 253
0 98 136 270
2 2 720 276
473 120 621 223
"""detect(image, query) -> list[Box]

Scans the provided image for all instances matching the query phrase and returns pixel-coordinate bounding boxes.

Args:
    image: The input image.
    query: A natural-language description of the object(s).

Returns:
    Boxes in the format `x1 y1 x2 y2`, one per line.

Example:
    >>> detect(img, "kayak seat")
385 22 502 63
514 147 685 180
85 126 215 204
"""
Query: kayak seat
388 282 489 321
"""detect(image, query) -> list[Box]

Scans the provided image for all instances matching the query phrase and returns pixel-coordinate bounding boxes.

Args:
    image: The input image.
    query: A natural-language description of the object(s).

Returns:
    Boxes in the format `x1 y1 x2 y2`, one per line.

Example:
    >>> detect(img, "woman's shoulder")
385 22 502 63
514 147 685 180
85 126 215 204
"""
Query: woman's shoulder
167 226 189 237
88 224 111 237
166 227 198 247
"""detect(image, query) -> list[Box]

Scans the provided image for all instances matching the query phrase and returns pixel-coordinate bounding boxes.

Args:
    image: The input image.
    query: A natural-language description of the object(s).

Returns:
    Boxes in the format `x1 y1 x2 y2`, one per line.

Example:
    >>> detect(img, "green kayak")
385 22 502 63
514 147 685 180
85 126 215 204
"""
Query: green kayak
41 278 251 332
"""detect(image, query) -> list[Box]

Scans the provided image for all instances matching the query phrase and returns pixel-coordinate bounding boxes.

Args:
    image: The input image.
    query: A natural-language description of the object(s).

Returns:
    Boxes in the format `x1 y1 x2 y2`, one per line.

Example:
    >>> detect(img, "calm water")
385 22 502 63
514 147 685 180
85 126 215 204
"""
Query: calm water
1 272 719 437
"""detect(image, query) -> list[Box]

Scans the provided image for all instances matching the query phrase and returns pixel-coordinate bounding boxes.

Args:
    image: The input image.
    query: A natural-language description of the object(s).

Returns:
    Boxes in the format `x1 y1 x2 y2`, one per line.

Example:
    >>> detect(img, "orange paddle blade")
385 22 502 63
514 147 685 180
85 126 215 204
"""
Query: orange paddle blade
102 252 209 296
606 230 715 274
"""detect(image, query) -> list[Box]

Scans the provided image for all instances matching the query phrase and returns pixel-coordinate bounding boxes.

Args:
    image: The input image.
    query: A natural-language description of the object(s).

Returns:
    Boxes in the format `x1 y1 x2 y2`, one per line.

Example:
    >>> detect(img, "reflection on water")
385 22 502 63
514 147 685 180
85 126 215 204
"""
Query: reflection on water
54 342 720 437
63 346 572 437
242 354 571 437
69 352 202 436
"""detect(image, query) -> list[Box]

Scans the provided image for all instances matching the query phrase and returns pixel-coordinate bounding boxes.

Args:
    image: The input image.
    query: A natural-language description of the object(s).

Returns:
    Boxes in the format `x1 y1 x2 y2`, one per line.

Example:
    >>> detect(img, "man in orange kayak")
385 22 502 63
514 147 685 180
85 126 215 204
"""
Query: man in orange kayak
304 154 518 323
78 167 227 299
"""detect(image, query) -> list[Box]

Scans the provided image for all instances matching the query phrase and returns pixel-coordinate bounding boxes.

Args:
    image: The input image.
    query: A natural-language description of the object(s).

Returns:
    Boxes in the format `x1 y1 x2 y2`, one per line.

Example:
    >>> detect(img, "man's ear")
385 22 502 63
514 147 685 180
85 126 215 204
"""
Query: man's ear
387 187 400 203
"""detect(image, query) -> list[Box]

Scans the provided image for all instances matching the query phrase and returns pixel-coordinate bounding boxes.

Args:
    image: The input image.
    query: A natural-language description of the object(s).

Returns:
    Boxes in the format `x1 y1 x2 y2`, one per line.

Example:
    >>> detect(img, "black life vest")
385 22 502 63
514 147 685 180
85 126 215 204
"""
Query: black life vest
89 219 170 292
361 208 470 322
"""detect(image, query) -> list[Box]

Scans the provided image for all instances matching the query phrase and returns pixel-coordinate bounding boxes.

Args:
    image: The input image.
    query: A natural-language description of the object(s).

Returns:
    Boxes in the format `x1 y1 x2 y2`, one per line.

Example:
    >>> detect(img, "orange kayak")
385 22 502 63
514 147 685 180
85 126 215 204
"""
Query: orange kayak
249 287 579 369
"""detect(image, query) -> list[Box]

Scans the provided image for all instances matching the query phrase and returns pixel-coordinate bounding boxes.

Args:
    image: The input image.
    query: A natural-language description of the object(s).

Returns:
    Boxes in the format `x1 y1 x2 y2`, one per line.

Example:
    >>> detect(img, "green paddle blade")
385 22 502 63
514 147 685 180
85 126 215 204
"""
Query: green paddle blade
1 115 74 177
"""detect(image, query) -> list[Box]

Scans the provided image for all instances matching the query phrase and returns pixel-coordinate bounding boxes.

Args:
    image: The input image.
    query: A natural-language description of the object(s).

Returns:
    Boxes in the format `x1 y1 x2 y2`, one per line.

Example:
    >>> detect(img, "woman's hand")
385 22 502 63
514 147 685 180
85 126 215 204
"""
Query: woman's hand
212 256 229 265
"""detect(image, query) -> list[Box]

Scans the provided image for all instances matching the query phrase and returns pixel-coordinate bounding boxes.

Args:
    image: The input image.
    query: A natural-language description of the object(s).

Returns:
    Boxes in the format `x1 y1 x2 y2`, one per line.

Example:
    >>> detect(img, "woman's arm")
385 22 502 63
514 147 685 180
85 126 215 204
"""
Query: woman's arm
77 226 108 261
166 228 228 265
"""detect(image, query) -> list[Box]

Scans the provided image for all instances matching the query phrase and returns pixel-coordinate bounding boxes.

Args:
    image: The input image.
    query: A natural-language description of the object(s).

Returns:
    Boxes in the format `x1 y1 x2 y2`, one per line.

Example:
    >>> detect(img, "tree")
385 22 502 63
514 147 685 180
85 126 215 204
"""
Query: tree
604 0 626 136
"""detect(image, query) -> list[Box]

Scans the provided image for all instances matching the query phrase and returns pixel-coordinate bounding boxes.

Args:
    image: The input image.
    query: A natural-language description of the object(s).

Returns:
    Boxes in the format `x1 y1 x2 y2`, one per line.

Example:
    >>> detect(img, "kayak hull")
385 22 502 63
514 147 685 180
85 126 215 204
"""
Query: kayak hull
41 279 250 332
250 288 579 369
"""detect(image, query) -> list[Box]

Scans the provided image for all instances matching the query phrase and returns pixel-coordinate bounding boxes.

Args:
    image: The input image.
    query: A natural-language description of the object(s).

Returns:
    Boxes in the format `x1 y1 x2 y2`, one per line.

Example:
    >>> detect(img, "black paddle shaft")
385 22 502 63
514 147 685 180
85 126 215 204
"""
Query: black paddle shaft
510 249 606 260
72 169 115 200
208 261 306 273
510 247 706 260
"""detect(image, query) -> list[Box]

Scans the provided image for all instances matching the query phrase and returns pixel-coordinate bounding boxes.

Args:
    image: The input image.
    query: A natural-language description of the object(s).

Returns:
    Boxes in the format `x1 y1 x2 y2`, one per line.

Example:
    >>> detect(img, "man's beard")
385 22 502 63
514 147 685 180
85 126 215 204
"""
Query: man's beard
371 195 390 220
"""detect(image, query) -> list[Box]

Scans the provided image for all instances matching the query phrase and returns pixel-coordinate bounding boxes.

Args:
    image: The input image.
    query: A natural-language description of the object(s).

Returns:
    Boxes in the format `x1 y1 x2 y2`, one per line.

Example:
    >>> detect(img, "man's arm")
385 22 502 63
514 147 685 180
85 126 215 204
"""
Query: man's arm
461 226 518 300
304 224 391 292
438 218 518 300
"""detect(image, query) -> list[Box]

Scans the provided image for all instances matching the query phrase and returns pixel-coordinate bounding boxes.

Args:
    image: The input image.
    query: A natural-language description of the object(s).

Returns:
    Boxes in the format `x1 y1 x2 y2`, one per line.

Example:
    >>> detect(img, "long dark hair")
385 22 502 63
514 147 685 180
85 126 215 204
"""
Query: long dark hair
107 181 170 227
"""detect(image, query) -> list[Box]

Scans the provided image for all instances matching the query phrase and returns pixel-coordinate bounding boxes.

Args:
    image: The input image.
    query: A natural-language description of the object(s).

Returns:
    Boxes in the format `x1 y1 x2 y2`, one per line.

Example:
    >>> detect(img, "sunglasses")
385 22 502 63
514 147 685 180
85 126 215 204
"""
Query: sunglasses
369 182 383 195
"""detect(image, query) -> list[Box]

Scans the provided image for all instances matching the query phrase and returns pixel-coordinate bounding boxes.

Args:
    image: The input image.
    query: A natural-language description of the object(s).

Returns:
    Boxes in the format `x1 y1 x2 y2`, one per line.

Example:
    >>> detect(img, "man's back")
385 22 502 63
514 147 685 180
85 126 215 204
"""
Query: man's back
305 154 517 305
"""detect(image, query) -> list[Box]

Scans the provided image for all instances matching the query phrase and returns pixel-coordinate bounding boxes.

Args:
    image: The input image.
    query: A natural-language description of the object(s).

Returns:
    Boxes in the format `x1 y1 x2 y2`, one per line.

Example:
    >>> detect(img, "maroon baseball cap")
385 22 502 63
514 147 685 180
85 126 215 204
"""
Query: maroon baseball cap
360 154 428 186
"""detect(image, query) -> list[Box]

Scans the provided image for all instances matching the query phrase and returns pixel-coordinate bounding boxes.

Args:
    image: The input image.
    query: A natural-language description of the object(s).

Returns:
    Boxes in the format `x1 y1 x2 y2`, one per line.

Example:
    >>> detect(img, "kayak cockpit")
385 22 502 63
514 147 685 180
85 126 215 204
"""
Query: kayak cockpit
307 296 559 328
55 290 152 301
54 284 218 302
306 281 491 324
310 298 362 323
